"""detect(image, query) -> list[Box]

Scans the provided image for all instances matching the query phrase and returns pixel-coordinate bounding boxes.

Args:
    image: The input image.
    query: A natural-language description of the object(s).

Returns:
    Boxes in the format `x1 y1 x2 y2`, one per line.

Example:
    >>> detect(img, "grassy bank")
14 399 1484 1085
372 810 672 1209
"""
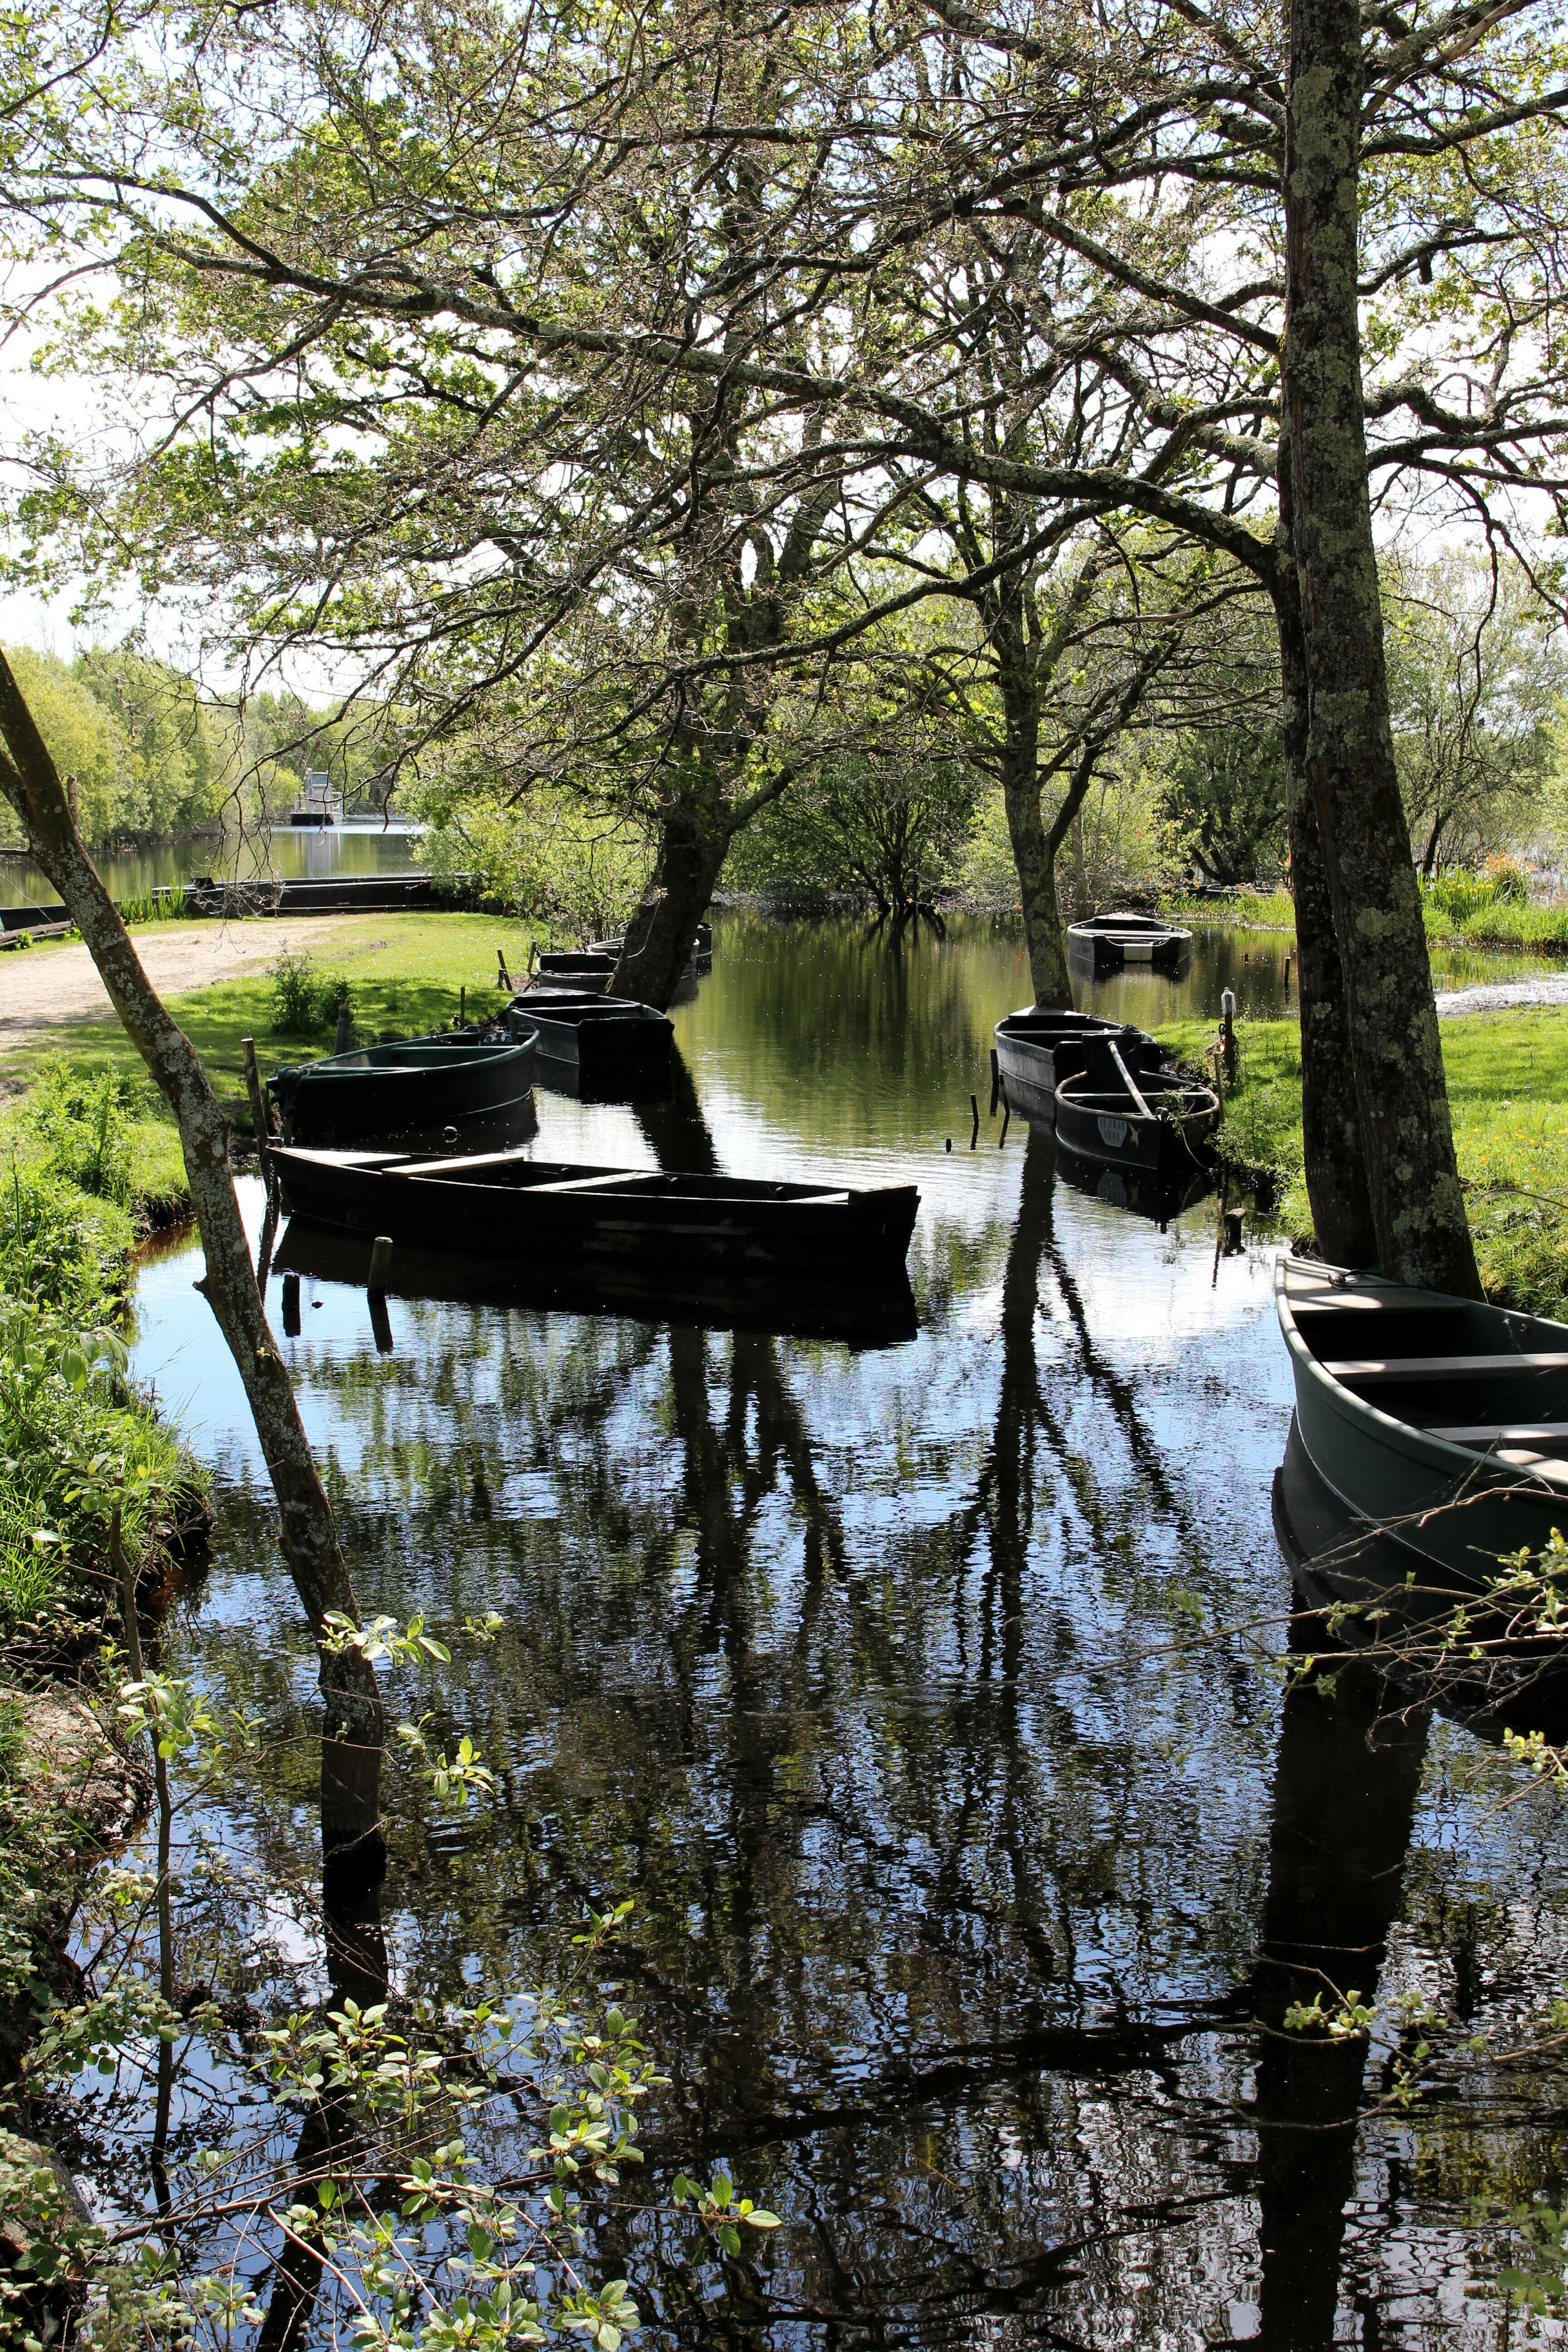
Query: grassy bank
9 910 533 1102
1158 886 1568 959
0 1069 201 2124
1163 1008 1568 1316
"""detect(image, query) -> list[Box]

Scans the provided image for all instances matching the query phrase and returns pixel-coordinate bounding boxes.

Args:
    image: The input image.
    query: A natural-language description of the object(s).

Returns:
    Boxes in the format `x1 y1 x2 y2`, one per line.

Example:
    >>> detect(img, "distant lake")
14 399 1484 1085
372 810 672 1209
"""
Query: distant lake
0 819 428 903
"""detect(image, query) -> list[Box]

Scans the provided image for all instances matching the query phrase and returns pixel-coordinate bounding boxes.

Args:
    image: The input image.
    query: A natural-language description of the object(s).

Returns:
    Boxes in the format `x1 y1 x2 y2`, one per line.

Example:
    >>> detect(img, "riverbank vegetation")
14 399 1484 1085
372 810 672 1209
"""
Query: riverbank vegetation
1168 1009 1568 1318
0 1074 193 1636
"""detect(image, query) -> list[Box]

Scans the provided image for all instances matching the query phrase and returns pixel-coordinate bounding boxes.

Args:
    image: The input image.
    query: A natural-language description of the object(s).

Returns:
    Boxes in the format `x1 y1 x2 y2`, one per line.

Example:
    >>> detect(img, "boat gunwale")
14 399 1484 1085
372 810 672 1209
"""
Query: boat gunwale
1054 1073 1220 1126
273 1145 917 1216
272 1034 538 1086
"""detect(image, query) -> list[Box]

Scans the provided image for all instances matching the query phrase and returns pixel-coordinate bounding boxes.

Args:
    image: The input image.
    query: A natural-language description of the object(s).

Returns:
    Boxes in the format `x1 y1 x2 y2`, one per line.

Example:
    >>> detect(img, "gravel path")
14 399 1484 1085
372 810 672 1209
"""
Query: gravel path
1435 975 1568 1017
0 916 379 1058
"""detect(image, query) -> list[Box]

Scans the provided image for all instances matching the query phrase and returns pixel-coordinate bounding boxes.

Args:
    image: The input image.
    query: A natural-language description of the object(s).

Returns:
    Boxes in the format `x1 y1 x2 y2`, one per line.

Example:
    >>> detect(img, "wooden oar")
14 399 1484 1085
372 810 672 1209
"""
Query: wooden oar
1107 1042 1156 1121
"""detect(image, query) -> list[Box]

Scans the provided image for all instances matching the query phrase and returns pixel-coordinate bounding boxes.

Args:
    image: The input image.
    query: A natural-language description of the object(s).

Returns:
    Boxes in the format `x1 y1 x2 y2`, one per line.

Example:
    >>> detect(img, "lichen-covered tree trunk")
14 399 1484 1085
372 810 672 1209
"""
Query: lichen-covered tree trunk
1282 0 1480 1295
612 783 729 1010
1271 500 1377 1267
0 654 386 1882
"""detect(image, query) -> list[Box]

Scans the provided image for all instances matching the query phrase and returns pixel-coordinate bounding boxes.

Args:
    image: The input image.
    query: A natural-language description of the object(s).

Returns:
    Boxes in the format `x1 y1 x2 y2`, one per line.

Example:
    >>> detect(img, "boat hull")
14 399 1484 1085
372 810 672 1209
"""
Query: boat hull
506 992 673 1095
1277 1256 1568 1584
1067 916 1193 970
273 1147 921 1276
1052 1075 1220 1175
1272 1416 1568 1735
993 1011 1162 1105
269 1035 538 1143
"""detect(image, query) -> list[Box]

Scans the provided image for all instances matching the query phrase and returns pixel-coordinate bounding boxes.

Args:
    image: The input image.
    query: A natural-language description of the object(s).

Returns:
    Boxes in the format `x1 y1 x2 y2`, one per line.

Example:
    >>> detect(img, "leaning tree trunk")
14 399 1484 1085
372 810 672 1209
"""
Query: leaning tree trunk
612 786 729 1010
0 654 385 1882
1271 489 1377 1268
1281 0 1480 1295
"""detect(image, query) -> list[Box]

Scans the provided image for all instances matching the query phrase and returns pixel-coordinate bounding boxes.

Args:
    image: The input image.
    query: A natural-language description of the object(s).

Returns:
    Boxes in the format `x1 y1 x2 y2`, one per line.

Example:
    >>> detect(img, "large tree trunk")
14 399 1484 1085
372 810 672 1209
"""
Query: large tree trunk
1272 505 1377 1268
612 787 728 1009
1282 0 1480 1296
0 656 385 1884
999 662 1075 1009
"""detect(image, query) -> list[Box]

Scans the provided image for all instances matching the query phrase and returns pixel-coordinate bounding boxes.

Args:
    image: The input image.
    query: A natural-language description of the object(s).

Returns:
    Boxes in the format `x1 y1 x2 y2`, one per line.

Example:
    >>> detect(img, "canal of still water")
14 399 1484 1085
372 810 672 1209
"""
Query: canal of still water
104 910 1568 2347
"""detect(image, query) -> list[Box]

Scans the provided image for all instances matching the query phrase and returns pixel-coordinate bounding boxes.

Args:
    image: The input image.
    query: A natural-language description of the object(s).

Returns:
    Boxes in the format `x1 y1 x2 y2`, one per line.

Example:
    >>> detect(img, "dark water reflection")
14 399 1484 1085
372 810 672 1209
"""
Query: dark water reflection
125 911 1568 2347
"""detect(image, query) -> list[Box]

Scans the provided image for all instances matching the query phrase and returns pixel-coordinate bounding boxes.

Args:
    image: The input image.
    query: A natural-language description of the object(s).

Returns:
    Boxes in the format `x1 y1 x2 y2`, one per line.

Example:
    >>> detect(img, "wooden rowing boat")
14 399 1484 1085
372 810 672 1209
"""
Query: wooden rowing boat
505 990 673 1096
993 1008 1165 1114
534 921 713 984
271 1217 917 1347
1066 910 1194 970
268 1033 539 1143
272 1146 921 1275
1277 1254 1568 1582
1052 1045 1220 1175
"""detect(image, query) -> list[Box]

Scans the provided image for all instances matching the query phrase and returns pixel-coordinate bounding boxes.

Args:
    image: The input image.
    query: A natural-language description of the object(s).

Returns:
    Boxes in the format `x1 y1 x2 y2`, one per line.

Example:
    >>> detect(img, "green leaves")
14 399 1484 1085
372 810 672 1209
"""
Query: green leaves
323 1609 453 1666
671 2170 784 2255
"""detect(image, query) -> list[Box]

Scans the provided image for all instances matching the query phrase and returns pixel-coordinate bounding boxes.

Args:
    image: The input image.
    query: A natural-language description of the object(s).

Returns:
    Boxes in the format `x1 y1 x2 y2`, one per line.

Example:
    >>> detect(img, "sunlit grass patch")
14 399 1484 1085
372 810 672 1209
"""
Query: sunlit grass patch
1159 888 1296 933
1157 1007 1568 1317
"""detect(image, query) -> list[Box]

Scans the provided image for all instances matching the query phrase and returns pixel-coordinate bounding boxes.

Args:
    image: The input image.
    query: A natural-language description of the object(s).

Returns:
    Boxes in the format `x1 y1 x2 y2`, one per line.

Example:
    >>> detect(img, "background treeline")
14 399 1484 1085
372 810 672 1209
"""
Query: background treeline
0 645 392 850
15 539 1567 909
412 547 1568 926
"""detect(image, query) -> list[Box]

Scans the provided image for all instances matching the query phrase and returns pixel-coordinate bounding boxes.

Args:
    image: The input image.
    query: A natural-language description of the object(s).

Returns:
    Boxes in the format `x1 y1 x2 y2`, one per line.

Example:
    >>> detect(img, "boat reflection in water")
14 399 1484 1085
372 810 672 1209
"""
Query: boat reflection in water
1273 1414 1568 1738
1252 1421 1568 2345
270 1221 917 1351
1053 1131 1216 1227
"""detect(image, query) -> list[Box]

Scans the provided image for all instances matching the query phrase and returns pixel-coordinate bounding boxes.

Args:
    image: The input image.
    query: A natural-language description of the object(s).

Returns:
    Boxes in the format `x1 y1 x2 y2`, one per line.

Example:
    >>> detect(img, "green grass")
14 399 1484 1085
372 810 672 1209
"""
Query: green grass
1424 898 1568 956
1161 1008 1568 1318
0 1069 201 1635
1157 886 1568 958
1159 888 1297 932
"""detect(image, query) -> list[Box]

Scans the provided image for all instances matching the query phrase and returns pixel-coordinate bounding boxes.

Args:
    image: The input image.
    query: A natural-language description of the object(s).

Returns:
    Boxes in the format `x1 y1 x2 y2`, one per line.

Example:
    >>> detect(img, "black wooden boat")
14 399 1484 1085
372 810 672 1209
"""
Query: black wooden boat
994 1009 1165 1115
271 1219 917 1348
534 946 618 981
272 1146 920 1275
534 921 712 984
1053 1045 1219 1176
0 900 69 932
1273 1417 1568 1735
505 990 673 1095
1278 1254 1568 1583
268 1033 538 1143
1066 910 1193 970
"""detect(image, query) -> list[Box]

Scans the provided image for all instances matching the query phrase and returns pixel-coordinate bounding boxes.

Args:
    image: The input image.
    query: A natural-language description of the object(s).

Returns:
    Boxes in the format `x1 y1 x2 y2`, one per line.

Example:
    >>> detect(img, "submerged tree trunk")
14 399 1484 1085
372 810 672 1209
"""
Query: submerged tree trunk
0 654 385 1882
1272 505 1377 1268
612 784 729 1009
1282 0 1480 1295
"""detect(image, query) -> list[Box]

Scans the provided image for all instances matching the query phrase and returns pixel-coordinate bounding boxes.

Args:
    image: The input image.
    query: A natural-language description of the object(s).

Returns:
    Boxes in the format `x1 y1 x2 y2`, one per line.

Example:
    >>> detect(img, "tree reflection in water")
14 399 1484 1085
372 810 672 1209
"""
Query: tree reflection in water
122 921 1568 2347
